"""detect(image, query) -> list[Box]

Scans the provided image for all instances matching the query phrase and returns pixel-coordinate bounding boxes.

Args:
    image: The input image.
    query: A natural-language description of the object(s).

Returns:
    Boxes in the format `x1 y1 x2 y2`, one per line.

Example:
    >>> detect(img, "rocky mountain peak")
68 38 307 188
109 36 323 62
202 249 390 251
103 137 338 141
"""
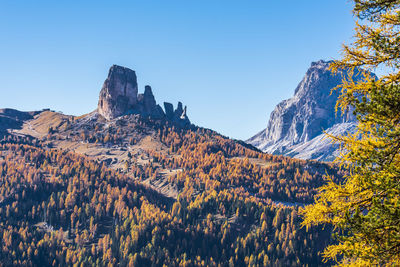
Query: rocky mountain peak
174 102 183 117
144 85 154 98
98 65 138 120
294 60 338 96
247 60 372 161
137 85 156 115
265 60 355 144
97 65 190 125
311 59 332 67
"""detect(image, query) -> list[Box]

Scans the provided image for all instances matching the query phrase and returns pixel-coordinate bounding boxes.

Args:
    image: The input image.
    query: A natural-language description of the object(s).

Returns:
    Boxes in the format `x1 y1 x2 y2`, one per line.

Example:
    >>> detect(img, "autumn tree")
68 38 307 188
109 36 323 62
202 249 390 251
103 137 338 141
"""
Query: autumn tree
302 0 400 265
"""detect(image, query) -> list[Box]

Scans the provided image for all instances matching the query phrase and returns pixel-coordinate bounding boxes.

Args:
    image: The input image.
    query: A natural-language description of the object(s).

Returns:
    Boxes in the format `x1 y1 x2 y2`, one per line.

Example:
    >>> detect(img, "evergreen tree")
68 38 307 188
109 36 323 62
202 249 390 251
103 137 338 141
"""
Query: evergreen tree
302 0 400 265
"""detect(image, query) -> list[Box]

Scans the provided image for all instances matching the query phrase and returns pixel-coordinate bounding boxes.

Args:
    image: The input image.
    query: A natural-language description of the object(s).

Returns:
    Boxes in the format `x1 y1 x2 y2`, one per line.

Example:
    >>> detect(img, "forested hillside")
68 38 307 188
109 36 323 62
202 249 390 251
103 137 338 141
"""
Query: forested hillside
0 115 341 266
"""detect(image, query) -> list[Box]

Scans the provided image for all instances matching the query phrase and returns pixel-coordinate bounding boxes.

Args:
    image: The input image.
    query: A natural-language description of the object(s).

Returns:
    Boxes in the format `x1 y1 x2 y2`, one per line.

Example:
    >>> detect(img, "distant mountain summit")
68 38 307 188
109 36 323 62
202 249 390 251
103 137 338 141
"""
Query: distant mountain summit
98 65 189 124
247 60 370 161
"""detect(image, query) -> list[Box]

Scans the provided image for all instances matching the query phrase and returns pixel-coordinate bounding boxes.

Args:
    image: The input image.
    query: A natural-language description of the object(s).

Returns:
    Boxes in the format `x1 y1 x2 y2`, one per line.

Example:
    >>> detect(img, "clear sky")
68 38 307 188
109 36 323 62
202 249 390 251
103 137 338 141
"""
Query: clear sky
0 1 355 140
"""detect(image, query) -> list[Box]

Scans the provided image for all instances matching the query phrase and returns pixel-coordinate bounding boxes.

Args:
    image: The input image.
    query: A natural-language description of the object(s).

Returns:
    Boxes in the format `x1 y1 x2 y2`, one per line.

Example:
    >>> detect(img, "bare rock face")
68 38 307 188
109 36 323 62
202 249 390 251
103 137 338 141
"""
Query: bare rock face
178 105 190 125
153 105 165 119
247 60 371 161
164 102 174 119
137 85 157 115
97 65 190 125
98 65 138 120
174 102 190 124
180 106 188 120
162 101 190 124
174 102 184 118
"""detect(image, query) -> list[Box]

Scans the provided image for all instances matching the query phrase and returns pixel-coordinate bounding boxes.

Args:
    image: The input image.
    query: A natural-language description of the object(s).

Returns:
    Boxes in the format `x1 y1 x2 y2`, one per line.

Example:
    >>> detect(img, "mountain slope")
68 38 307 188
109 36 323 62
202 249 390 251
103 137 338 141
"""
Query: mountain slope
247 60 367 161
0 108 42 138
0 64 341 266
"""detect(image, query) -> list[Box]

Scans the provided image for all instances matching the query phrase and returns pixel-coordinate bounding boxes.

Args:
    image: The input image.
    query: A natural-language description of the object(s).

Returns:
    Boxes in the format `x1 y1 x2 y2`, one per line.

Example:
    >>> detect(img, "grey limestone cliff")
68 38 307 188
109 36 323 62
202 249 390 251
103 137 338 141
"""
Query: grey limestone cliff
247 60 368 161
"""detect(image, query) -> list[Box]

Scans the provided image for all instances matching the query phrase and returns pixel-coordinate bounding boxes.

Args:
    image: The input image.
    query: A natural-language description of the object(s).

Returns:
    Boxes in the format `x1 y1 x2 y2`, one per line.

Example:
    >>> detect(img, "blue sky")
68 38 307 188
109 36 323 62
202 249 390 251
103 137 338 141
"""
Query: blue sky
0 1 355 140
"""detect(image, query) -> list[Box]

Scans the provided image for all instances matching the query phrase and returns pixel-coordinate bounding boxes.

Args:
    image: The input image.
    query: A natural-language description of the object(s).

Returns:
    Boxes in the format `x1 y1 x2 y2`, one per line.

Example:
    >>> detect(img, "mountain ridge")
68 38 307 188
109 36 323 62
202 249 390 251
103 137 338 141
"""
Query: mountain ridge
98 65 190 125
247 60 368 161
0 62 342 266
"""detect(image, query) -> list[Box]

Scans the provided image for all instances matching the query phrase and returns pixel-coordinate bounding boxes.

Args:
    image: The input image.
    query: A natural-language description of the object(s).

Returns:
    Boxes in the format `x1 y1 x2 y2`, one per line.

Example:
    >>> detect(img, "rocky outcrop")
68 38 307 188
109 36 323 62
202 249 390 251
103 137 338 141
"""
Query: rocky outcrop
174 102 183 118
180 106 188 120
163 101 190 125
137 86 157 115
98 65 138 120
97 65 190 124
247 60 370 161
164 102 174 119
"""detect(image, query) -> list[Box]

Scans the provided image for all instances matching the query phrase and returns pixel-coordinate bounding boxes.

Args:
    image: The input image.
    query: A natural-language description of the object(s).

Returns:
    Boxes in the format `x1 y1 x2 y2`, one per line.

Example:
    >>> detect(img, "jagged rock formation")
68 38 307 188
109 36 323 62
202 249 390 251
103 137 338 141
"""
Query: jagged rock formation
98 65 190 125
163 101 190 124
137 86 165 119
180 105 188 120
164 102 174 119
247 60 369 161
98 65 138 120
137 86 156 114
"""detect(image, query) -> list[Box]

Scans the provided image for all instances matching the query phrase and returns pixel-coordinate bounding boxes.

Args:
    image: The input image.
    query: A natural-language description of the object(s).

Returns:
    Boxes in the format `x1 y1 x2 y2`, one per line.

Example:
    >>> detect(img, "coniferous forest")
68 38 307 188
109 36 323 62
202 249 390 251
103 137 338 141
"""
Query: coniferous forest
0 121 339 266
2 1 400 266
